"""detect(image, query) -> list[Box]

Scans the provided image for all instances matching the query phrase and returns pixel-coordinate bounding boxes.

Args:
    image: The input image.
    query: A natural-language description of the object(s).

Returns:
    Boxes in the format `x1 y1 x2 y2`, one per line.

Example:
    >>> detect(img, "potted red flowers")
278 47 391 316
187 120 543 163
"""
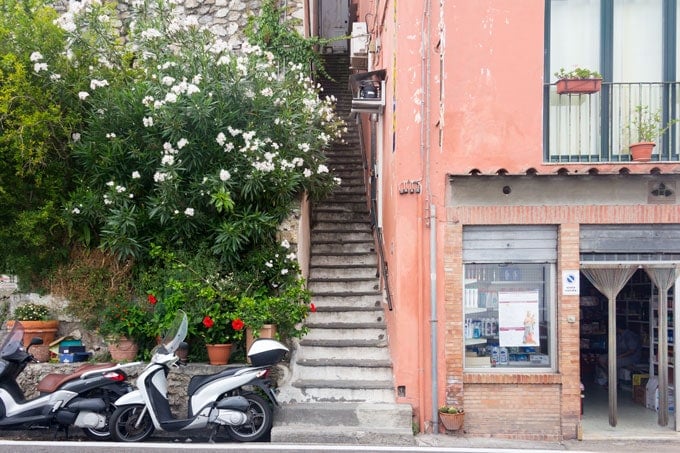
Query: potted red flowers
200 304 244 365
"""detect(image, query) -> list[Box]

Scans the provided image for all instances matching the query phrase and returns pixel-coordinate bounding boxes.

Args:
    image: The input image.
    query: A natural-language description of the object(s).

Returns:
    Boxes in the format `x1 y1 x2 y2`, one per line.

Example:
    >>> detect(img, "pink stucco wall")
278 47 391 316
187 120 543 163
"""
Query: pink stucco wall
355 0 548 431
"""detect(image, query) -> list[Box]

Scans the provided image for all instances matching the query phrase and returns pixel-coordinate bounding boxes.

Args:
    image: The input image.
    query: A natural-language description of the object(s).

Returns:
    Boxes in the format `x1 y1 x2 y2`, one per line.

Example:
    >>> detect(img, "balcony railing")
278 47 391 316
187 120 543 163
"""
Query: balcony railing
545 82 680 163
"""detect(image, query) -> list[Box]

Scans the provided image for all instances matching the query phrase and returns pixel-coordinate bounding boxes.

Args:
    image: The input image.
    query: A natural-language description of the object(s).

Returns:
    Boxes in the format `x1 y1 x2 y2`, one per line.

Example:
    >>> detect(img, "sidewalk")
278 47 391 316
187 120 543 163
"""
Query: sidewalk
415 433 680 452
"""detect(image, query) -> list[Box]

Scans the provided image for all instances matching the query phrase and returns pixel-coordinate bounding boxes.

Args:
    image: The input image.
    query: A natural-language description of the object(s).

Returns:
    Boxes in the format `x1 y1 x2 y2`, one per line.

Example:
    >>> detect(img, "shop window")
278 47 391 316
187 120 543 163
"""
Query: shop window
464 263 555 370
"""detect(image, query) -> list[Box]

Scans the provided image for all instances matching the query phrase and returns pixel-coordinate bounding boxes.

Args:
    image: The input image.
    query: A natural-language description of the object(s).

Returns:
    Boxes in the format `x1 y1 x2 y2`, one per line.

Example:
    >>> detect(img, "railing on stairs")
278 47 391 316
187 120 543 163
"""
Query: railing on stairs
357 117 393 311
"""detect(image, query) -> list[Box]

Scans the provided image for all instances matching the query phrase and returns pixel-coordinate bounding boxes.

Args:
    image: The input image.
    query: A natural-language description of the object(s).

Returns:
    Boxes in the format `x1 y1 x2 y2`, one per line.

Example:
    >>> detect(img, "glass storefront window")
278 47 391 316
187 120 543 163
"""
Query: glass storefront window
464 263 554 369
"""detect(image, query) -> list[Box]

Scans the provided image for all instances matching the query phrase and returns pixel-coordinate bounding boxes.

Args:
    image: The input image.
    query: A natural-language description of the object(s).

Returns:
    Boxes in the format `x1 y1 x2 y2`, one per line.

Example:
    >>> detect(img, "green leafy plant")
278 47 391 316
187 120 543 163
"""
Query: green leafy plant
625 105 679 143
554 66 602 80
12 302 51 321
438 405 464 415
99 296 152 343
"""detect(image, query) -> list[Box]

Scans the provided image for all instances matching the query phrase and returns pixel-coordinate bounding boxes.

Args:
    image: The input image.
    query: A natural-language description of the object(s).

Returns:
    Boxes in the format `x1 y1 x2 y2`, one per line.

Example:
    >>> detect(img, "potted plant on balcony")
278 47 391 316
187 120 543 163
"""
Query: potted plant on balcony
625 105 678 162
554 67 602 94
438 405 465 431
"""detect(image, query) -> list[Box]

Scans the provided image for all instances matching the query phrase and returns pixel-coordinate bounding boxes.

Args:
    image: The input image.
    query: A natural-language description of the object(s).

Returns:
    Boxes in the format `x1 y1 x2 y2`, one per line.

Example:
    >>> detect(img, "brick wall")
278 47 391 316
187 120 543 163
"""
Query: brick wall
442 202 680 440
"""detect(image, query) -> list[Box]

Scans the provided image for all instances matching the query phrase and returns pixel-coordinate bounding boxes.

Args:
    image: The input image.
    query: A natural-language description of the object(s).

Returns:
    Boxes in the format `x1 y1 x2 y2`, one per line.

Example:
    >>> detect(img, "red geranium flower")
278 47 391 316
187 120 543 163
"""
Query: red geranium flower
202 316 215 329
147 294 157 305
310 303 317 312
231 318 245 331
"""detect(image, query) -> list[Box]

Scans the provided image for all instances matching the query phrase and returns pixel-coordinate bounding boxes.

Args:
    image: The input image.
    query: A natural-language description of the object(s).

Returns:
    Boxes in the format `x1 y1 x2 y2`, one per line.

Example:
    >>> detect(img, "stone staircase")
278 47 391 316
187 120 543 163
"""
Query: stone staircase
271 55 414 445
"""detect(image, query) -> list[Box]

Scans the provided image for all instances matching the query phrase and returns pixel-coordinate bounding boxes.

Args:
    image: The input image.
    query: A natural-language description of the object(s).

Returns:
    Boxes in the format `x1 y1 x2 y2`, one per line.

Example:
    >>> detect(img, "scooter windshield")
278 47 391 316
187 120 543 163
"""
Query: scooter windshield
151 310 188 356
0 321 24 358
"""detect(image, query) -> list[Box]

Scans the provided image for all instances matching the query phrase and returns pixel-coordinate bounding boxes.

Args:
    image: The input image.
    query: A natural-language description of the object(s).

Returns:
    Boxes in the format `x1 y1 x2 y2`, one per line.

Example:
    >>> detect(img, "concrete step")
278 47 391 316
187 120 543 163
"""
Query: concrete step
282 384 398 404
305 310 385 325
313 209 370 222
293 363 393 381
308 278 380 293
271 402 413 445
311 241 374 254
309 264 377 279
311 293 382 309
312 221 372 232
303 326 387 342
315 200 369 210
312 231 373 242
310 253 377 266
294 344 392 361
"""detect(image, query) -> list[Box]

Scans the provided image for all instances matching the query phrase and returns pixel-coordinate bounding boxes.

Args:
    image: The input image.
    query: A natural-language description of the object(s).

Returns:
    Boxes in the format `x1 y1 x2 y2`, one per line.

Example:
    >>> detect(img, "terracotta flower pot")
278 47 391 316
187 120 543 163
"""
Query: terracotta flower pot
108 337 139 362
245 324 277 354
206 343 232 365
629 141 655 162
556 78 602 95
439 411 465 431
6 320 59 348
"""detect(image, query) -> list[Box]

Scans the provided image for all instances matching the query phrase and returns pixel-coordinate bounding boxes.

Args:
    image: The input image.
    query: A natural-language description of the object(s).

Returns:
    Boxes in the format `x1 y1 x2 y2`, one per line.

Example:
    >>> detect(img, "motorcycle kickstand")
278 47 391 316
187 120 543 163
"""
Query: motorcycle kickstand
208 425 220 443
53 425 69 441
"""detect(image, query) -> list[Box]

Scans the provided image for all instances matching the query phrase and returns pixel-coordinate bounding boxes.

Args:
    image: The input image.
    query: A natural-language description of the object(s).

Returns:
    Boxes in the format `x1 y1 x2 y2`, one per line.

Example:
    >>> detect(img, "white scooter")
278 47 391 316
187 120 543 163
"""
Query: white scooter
0 320 139 440
109 310 288 443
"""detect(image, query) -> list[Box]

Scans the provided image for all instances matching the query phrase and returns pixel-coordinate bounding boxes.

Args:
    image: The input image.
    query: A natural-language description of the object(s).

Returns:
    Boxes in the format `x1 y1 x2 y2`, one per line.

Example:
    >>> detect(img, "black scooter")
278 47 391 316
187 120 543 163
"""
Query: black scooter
0 320 138 440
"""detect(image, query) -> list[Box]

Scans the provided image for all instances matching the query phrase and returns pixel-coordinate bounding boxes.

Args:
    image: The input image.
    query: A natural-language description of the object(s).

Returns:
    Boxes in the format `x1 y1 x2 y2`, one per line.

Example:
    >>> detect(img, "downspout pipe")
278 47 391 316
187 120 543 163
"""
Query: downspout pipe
429 204 438 433
421 0 437 434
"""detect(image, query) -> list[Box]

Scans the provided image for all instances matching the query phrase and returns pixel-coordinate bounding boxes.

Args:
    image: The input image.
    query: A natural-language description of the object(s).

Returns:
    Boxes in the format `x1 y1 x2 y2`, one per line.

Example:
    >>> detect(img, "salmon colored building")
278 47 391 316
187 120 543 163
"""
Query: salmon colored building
346 0 680 440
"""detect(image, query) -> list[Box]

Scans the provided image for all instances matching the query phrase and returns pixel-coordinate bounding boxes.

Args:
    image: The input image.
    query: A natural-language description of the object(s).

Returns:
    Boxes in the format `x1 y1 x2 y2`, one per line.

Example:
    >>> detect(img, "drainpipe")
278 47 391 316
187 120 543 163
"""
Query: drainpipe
421 0 437 435
429 203 438 433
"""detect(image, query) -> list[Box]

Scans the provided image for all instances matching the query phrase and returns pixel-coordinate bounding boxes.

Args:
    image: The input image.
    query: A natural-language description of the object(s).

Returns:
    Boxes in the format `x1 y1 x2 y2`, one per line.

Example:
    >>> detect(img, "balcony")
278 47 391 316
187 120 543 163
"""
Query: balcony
546 82 680 163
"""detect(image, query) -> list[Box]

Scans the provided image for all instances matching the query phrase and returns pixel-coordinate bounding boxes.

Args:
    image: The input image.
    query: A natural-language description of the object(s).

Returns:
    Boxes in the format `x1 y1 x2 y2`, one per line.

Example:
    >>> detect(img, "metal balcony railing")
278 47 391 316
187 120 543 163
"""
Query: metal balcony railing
545 82 680 163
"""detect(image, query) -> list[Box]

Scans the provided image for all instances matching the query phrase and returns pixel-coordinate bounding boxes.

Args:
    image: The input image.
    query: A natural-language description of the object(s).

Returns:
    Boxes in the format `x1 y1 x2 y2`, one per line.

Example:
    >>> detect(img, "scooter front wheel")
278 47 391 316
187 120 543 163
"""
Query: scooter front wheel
225 392 272 442
110 404 154 442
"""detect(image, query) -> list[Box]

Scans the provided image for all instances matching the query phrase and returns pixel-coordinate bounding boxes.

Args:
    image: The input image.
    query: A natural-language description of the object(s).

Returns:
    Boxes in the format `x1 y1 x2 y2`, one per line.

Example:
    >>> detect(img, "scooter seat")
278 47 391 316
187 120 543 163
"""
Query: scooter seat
37 363 116 394
187 368 241 396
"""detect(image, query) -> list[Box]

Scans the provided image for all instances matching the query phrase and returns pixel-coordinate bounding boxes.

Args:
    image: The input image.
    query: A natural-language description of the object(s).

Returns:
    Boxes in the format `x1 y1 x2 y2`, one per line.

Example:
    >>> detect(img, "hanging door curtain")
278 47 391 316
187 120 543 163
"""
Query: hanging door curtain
581 265 637 428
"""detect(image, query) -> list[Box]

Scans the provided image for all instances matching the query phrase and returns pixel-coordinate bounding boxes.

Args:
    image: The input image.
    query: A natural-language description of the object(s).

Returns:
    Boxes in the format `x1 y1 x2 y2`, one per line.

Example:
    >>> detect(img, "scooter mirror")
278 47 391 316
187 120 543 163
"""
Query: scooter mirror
29 337 43 346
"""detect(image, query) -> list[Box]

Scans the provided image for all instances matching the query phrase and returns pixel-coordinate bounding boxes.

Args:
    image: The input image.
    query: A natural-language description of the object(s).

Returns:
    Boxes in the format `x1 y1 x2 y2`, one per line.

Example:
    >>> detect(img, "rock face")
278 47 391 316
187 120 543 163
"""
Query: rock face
52 0 305 50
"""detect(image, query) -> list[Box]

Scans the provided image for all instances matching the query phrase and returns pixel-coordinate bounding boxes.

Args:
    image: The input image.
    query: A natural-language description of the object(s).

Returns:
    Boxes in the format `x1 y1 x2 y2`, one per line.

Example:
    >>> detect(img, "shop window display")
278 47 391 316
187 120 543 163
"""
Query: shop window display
464 263 554 369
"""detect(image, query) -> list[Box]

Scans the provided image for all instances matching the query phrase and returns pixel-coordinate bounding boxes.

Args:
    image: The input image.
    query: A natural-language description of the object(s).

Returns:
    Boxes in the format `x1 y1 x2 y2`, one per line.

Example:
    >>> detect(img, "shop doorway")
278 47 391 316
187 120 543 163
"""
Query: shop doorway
579 268 677 436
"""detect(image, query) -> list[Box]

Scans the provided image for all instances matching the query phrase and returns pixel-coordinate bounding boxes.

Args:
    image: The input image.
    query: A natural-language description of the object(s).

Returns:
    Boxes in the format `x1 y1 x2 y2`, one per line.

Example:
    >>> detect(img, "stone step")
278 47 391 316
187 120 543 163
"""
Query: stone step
294 344 391 361
311 241 374 254
306 310 385 325
311 231 373 242
292 362 393 381
309 264 377 279
308 278 380 293
311 293 382 310
314 200 369 212
312 221 372 232
286 383 397 404
271 402 414 444
310 253 378 266
303 326 387 342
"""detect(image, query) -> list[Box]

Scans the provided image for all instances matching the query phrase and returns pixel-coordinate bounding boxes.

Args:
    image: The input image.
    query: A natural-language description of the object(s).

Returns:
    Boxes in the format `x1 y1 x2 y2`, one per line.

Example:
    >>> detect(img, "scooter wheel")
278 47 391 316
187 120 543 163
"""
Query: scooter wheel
110 404 154 442
225 392 272 442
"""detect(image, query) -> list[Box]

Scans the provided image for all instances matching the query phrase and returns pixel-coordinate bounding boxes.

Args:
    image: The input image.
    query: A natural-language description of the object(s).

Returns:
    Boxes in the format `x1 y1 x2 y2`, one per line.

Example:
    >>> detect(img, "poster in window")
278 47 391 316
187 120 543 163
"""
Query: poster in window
498 290 540 347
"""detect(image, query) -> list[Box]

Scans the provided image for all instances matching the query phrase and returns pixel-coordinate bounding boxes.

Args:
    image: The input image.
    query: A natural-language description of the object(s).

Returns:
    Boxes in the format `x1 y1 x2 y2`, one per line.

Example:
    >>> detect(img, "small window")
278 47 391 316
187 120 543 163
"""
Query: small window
464 263 554 370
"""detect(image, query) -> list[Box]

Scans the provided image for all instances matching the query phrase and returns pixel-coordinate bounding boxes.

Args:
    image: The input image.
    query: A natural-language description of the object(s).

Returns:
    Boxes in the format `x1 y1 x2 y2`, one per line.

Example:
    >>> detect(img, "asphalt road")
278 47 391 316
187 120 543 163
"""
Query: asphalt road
0 436 680 453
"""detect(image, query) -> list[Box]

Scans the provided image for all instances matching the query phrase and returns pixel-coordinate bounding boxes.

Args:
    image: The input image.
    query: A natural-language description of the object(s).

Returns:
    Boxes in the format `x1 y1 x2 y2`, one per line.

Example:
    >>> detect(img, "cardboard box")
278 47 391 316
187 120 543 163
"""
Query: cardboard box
633 384 646 405
632 373 650 386
465 355 491 367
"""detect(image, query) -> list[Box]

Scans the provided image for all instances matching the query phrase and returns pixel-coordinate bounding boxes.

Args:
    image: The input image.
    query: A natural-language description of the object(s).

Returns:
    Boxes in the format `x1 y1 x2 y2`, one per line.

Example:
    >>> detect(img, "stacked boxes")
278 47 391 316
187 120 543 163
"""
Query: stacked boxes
58 339 91 362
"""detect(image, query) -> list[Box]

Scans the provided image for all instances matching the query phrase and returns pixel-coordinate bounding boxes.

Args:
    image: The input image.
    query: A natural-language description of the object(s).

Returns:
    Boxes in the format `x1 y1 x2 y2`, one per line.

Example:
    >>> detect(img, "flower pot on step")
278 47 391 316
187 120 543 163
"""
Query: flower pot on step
206 343 232 365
